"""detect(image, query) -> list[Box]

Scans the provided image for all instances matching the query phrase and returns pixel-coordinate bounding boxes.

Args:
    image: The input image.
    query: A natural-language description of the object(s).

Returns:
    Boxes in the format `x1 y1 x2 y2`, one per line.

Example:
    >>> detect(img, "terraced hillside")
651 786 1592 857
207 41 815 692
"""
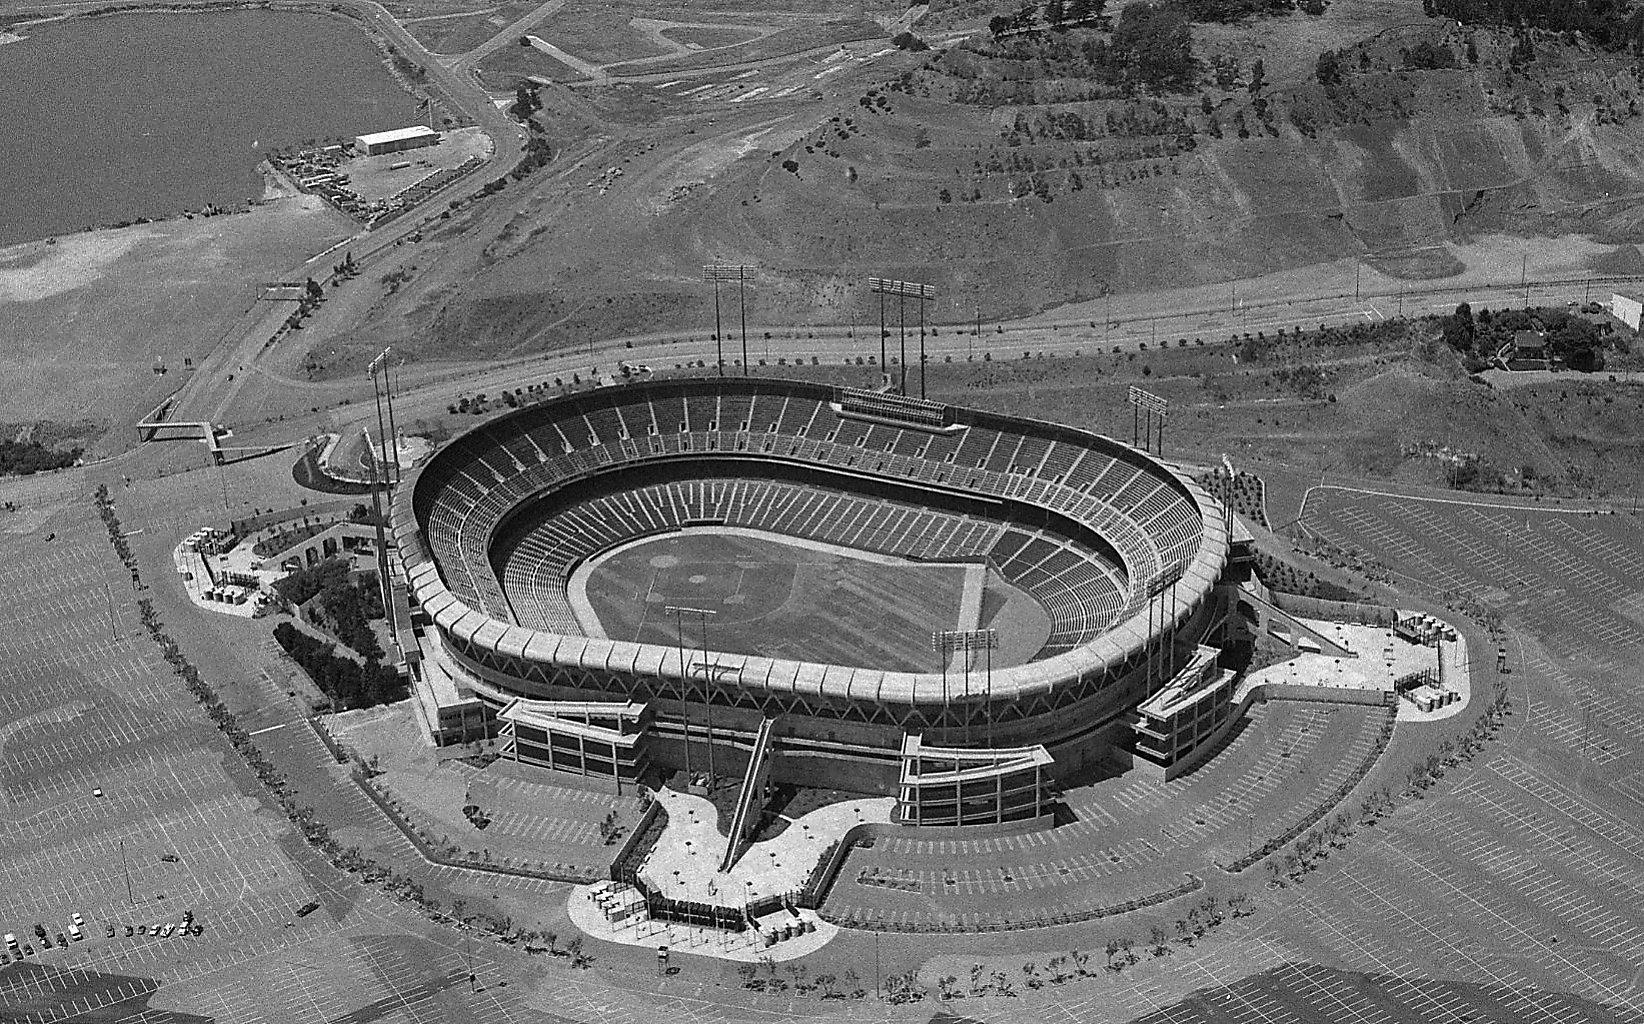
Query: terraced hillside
388 0 1644 355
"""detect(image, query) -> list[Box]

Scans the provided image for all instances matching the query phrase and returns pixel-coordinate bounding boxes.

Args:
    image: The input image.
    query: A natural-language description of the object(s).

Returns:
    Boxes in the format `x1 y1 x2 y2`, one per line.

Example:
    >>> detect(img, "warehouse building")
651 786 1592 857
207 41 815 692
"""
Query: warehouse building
355 125 439 157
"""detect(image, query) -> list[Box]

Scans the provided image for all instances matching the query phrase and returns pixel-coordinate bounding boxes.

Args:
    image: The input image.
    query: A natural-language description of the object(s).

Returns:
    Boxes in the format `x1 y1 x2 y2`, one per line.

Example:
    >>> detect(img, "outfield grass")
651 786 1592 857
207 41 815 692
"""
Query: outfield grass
583 530 971 672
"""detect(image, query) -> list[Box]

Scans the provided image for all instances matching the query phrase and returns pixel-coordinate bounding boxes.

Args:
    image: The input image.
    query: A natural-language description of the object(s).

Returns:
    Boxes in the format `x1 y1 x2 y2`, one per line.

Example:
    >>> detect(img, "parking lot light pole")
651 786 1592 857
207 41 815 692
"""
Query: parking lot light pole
667 607 692 783
668 604 719 784
934 629 998 747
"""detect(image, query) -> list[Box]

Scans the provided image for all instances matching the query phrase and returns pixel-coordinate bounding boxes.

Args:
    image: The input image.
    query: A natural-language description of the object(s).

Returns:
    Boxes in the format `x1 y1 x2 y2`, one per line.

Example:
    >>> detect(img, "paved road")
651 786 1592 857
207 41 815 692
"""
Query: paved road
235 270 1634 447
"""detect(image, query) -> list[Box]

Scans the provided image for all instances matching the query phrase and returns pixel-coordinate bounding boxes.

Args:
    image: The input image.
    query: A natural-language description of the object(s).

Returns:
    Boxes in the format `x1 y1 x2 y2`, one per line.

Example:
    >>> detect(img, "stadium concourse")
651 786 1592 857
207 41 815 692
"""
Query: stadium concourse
391 376 1261 831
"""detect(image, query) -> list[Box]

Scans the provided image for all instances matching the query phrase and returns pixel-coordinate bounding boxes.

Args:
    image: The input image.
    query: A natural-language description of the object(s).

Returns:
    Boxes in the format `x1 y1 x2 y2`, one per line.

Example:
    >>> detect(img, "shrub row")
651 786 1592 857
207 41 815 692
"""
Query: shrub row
827 873 1204 934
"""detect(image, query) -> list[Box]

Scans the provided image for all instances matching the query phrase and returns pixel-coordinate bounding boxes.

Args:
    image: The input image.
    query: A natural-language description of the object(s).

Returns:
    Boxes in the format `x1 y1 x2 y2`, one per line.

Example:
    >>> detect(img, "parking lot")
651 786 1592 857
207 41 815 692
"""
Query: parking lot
5 458 1640 1024
0 497 544 1024
826 700 1392 930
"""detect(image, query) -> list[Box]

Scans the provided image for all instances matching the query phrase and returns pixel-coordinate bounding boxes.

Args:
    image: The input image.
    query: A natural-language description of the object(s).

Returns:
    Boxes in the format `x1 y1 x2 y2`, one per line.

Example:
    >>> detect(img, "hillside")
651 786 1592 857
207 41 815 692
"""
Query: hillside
341 0 1644 358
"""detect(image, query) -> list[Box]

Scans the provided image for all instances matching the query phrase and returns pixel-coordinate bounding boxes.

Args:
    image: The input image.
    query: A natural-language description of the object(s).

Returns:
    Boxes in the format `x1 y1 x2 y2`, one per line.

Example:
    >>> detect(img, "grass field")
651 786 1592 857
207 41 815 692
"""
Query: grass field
582 530 974 672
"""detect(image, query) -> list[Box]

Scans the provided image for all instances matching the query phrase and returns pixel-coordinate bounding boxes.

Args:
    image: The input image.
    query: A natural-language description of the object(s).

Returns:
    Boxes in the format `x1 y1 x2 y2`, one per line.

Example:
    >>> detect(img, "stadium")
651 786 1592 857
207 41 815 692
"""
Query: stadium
392 377 1243 827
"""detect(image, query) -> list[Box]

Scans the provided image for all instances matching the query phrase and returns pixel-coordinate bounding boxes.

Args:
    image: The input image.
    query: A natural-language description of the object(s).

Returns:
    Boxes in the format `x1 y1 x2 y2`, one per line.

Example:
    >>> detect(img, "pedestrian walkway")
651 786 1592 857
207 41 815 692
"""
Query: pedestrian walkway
638 787 892 904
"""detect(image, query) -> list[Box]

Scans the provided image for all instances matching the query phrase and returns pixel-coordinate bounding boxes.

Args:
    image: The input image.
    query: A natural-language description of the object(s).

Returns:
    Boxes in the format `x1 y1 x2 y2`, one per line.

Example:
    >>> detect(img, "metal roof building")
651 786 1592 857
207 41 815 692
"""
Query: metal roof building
355 125 439 156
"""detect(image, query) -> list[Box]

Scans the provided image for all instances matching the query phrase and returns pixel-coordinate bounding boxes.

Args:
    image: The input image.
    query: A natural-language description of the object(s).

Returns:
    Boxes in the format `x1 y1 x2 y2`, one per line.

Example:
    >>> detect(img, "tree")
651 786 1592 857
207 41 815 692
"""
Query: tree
1444 301 1476 352
1044 0 1066 27
1066 0 1101 22
1315 50 1342 86
1112 2 1194 92
1248 57 1265 92
509 83 535 120
1014 0 1039 32
989 13 1011 35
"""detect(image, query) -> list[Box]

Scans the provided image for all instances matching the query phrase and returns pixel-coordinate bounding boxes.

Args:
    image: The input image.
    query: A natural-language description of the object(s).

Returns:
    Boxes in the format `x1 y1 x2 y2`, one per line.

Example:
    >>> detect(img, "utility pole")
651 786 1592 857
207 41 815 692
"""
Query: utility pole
710 276 724 376
880 290 888 380
703 265 755 376
738 273 749 375
898 289 907 394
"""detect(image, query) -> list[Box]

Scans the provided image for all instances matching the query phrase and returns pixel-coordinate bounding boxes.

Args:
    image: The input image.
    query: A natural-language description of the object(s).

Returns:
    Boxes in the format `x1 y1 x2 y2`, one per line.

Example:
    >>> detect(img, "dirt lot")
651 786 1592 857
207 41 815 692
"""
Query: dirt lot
0 195 352 454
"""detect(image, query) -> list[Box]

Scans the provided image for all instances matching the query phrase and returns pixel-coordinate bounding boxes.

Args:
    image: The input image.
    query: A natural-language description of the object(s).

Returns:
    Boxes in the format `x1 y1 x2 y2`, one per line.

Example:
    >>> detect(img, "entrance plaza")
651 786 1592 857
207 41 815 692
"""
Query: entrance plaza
566 787 892 960
637 787 893 905
1246 611 1471 722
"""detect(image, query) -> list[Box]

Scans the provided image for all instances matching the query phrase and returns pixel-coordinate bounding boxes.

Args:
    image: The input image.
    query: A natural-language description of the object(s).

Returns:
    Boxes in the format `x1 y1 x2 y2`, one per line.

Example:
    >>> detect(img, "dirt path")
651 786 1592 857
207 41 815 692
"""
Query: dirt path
452 0 568 69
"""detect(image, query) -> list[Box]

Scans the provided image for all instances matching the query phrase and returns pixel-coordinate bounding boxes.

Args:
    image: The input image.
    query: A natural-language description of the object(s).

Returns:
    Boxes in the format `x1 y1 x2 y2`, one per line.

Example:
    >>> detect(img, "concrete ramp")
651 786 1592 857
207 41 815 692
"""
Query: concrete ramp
720 716 778 872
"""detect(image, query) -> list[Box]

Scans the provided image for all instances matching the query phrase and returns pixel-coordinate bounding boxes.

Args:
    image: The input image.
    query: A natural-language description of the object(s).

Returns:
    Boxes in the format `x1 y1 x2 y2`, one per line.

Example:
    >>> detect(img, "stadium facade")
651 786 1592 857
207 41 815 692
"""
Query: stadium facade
392 377 1250 827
